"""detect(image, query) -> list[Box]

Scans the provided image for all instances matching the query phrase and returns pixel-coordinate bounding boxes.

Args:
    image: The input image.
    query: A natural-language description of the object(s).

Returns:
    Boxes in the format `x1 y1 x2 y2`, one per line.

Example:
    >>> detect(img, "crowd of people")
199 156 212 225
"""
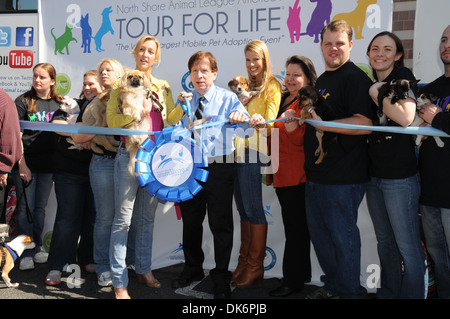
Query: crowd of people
0 20 449 299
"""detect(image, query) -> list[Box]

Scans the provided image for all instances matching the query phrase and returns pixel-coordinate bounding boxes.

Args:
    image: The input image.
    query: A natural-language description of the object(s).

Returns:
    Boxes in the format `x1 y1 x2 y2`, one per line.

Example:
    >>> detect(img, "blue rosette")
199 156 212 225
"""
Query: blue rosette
134 126 209 202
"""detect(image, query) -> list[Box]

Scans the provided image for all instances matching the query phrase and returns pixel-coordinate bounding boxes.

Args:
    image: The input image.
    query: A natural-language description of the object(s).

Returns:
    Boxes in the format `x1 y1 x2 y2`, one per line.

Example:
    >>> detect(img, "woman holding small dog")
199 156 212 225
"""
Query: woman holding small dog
268 55 317 297
366 31 426 298
106 34 176 299
13 63 62 271
69 58 125 287
232 39 281 287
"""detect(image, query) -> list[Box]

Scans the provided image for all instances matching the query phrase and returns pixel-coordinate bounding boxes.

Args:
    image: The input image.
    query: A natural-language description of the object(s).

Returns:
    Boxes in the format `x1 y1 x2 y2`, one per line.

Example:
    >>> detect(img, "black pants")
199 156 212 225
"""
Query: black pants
275 183 311 288
179 160 235 283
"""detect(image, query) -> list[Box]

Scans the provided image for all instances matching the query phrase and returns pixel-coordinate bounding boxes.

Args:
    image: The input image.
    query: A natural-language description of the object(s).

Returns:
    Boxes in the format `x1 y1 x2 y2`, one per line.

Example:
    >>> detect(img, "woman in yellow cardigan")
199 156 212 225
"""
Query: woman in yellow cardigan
106 34 177 299
232 39 281 287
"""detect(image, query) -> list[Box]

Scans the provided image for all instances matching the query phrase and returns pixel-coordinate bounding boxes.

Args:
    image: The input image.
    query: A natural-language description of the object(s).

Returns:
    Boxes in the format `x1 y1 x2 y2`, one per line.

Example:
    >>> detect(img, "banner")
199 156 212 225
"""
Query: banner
38 0 393 291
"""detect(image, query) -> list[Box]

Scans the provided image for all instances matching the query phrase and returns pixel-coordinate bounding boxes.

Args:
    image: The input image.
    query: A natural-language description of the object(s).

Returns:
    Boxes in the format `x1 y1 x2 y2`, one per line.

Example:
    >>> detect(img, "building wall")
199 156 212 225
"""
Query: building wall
393 0 417 69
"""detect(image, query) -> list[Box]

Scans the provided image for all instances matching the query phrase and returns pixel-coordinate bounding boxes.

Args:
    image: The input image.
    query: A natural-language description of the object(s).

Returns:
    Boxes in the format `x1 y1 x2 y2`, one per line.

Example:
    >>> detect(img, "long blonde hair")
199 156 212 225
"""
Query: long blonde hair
244 39 278 100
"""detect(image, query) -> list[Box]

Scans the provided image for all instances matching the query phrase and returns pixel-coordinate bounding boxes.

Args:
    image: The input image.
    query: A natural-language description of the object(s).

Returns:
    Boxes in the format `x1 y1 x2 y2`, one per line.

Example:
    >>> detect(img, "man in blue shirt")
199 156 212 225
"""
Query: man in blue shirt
170 51 249 299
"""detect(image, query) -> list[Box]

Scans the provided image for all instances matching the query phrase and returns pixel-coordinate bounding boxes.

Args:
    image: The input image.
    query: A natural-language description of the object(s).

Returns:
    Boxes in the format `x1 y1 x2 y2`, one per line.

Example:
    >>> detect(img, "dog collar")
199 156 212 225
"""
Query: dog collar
4 243 18 262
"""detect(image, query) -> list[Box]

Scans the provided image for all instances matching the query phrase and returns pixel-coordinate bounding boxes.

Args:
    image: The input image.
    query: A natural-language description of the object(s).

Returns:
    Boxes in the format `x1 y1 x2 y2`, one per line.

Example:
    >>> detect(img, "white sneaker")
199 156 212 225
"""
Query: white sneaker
33 246 48 264
19 257 34 270
97 271 112 287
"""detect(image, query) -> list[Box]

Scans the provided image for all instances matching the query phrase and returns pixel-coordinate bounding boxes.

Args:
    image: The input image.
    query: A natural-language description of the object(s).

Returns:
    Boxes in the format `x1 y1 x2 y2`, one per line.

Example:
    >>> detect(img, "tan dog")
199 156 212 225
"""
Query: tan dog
332 0 377 39
80 90 120 154
117 70 153 174
228 75 259 98
297 86 338 164
1 235 35 287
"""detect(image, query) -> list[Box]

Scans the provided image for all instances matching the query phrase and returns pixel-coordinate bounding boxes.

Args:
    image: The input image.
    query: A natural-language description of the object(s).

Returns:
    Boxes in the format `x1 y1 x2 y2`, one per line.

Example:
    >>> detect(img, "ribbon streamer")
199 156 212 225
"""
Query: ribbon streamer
20 117 450 138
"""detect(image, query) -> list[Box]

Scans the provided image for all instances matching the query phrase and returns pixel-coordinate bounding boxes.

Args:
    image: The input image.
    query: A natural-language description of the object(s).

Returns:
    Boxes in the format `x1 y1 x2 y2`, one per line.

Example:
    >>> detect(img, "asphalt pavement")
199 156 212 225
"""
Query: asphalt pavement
0 260 330 316
0 261 323 300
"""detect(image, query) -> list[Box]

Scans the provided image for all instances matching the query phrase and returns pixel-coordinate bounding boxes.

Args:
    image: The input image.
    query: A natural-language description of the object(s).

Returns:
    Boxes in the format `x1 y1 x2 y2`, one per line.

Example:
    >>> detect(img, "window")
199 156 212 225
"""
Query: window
0 0 38 13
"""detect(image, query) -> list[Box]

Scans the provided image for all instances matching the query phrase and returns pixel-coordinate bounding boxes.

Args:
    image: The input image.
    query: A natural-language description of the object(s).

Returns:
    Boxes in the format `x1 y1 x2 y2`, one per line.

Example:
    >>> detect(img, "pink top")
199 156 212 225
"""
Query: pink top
121 111 163 144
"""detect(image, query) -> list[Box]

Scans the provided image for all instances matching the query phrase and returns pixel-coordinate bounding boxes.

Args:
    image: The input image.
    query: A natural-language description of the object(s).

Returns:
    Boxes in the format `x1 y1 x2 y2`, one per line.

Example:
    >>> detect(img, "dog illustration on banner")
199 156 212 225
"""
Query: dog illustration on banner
301 0 333 43
333 0 378 40
287 0 378 43
80 14 92 53
51 6 113 55
92 6 114 52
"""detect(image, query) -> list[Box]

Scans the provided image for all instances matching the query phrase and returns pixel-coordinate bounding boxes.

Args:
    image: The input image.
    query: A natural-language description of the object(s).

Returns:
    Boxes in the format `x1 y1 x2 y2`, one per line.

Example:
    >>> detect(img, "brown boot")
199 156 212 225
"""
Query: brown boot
232 221 251 282
233 224 267 287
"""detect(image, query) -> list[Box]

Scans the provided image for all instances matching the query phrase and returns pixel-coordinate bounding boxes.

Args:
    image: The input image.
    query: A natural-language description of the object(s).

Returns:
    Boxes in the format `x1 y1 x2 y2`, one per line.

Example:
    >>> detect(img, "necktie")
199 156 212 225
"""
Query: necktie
194 96 206 121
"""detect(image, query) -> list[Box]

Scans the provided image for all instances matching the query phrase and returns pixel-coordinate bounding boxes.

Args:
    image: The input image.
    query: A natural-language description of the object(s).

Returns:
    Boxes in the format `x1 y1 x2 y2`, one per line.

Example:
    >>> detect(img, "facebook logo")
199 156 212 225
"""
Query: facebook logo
16 27 34 47
0 27 11 47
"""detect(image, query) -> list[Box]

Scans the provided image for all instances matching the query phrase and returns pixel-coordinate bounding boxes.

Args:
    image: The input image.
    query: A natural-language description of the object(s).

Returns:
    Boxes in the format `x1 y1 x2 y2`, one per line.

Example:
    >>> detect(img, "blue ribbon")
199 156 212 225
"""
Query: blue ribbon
135 126 209 203
19 117 450 138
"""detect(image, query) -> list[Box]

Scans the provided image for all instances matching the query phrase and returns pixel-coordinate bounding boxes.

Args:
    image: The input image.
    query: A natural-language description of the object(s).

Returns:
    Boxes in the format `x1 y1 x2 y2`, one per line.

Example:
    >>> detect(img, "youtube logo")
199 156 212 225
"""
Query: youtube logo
9 50 33 68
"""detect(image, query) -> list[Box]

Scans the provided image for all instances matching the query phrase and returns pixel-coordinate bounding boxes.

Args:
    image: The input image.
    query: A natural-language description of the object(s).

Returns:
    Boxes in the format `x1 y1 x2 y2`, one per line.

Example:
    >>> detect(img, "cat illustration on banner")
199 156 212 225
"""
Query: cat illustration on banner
51 23 77 55
287 0 301 43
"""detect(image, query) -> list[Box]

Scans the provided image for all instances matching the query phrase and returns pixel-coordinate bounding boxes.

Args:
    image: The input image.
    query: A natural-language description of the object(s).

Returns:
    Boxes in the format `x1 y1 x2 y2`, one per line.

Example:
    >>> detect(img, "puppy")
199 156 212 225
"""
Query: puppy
80 90 120 154
60 96 80 125
1 235 35 287
117 70 153 174
297 86 338 164
228 76 258 98
377 79 419 125
410 92 444 148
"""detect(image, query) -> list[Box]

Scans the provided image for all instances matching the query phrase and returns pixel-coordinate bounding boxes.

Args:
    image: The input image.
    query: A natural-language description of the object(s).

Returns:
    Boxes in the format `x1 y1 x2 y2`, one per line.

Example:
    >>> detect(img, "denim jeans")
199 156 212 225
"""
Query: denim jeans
48 172 95 270
305 181 367 299
366 175 426 299
90 154 115 275
420 204 450 298
234 149 266 225
12 170 53 257
110 147 158 288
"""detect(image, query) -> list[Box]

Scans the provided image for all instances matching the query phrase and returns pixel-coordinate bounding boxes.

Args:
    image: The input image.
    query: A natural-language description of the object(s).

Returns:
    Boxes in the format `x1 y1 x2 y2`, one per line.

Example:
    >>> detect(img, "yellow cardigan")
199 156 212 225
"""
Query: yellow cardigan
235 79 281 158
106 74 177 129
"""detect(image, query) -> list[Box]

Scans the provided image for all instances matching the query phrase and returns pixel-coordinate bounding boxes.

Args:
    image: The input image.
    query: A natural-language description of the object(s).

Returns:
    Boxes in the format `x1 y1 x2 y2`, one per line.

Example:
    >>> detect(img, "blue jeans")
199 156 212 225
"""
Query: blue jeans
420 204 450 298
12 170 53 257
305 181 367 299
90 155 115 275
110 147 158 288
48 172 95 270
366 175 426 299
234 149 266 225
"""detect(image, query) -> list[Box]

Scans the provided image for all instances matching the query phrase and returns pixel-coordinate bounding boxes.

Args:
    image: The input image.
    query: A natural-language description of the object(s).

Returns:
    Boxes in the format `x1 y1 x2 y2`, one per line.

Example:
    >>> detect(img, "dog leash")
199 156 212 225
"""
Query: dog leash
7 179 33 234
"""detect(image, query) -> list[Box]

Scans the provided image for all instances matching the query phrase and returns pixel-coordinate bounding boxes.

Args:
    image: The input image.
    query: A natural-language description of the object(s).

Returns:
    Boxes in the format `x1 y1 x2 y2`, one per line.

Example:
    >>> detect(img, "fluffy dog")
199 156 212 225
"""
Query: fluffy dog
228 76 258 98
376 79 419 126
1 235 35 287
410 92 444 148
80 90 120 154
117 70 153 174
60 96 80 125
297 86 338 164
